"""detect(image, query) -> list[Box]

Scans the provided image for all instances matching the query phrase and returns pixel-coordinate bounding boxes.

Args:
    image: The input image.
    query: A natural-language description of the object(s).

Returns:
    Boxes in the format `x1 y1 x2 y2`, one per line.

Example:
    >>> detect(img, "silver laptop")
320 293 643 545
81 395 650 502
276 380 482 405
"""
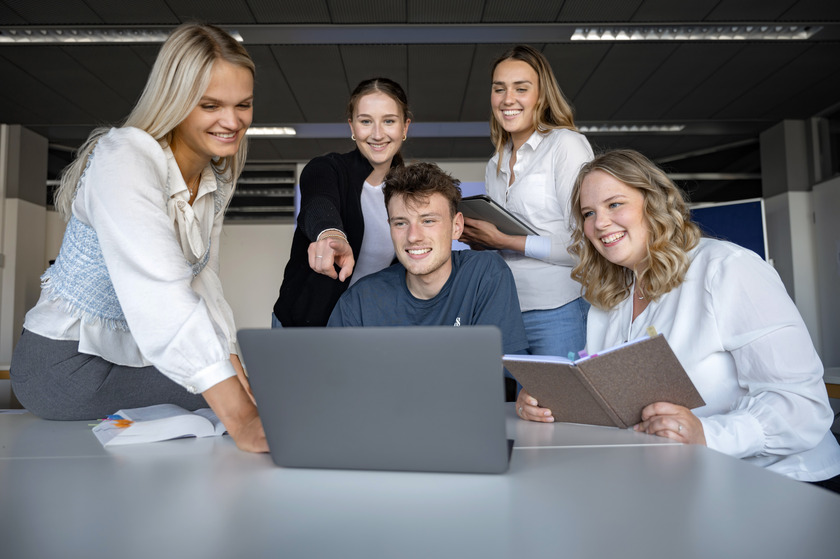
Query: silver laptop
238 326 511 474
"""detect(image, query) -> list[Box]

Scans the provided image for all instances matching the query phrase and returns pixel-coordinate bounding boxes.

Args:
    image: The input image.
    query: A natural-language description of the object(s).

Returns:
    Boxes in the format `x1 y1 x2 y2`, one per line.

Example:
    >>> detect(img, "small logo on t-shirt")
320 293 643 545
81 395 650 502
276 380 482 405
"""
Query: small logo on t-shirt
453 317 461 327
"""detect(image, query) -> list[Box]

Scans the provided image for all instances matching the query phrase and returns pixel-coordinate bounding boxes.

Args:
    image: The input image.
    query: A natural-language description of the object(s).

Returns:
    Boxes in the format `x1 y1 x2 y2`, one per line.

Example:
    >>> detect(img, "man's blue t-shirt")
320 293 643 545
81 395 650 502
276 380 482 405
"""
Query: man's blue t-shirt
327 250 528 354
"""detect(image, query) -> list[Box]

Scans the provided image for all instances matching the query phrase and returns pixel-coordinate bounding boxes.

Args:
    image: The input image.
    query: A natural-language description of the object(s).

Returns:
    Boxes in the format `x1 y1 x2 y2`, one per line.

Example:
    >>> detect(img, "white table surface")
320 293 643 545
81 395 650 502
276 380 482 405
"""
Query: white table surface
2 404 838 559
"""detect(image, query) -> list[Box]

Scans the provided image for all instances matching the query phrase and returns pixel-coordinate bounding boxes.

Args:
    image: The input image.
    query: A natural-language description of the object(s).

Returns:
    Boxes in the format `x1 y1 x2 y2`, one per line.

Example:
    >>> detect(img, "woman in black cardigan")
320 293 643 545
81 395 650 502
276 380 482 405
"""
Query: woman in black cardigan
273 78 411 326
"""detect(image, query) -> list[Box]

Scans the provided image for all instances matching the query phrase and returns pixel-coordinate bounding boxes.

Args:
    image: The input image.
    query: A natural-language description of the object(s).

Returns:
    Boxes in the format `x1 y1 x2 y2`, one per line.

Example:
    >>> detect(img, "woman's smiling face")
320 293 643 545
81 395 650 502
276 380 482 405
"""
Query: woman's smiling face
491 59 539 148
348 92 410 173
579 170 650 272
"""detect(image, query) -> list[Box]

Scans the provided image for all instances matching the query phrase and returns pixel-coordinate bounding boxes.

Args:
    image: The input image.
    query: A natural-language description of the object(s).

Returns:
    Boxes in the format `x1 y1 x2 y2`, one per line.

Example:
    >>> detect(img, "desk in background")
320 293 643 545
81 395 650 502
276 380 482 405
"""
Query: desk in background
2 404 838 559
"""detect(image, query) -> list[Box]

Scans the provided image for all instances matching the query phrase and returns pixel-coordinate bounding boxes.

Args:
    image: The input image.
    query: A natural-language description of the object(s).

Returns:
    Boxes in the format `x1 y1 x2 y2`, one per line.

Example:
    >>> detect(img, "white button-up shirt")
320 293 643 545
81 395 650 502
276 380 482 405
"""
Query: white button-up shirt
587 238 840 481
485 128 593 311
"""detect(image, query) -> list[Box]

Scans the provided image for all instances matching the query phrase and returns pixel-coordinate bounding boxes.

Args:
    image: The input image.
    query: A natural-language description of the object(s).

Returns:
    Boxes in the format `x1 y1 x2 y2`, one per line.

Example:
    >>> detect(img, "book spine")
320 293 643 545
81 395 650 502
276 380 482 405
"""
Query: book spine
569 365 627 428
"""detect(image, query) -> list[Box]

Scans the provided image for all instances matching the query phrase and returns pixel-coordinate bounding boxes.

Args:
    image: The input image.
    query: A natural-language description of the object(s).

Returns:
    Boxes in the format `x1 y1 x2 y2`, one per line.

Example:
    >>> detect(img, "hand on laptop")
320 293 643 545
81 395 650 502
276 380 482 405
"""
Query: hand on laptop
516 389 554 422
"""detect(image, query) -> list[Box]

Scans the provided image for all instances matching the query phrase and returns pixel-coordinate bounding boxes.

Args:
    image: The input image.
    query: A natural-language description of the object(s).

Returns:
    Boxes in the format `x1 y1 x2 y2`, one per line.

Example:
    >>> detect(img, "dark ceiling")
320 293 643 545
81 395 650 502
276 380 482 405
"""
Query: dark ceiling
2 0 840 204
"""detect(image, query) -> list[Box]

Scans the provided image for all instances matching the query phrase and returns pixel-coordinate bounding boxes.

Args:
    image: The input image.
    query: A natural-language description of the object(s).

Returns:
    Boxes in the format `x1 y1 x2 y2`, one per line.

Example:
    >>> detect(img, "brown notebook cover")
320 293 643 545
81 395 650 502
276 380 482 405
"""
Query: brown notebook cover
503 335 706 428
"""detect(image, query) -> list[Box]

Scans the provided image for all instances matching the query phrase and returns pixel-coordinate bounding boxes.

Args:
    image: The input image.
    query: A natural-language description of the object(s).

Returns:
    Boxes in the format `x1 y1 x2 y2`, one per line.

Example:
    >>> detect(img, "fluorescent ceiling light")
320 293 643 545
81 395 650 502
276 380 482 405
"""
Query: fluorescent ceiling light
578 124 685 134
571 25 822 41
246 127 297 137
0 27 243 44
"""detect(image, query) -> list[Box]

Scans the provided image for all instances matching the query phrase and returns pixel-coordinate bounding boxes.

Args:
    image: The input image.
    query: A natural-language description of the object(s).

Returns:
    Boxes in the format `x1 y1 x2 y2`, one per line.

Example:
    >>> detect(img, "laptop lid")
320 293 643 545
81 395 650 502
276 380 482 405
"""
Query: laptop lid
238 326 510 474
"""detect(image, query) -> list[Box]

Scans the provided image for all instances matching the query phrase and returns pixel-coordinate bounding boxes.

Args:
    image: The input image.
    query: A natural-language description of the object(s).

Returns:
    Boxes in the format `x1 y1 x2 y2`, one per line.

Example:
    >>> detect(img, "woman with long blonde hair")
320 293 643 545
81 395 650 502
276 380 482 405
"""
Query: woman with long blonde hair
11 23 266 452
461 45 593 361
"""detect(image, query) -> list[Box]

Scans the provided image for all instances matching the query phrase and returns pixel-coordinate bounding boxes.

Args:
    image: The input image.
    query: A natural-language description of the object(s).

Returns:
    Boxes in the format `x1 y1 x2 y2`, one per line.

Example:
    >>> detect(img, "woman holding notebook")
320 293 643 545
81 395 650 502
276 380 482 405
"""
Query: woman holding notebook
9 23 266 452
460 45 593 358
518 149 840 489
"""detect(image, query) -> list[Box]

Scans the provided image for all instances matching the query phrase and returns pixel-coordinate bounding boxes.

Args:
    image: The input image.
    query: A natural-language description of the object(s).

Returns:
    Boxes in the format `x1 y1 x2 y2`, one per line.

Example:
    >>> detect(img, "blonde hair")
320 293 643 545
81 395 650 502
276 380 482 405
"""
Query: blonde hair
489 45 578 174
54 23 255 220
569 149 701 310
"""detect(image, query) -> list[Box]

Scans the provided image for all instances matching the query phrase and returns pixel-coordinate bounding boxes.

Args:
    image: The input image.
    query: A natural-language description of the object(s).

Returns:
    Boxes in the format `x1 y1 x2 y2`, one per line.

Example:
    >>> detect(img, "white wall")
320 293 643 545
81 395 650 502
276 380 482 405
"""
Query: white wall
435 161 487 182
0 199 46 364
218 222 295 330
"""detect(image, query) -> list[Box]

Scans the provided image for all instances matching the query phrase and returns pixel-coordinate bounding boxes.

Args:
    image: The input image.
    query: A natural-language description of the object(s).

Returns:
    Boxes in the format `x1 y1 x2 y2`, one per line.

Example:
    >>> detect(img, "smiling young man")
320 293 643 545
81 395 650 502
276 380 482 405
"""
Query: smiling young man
327 162 528 357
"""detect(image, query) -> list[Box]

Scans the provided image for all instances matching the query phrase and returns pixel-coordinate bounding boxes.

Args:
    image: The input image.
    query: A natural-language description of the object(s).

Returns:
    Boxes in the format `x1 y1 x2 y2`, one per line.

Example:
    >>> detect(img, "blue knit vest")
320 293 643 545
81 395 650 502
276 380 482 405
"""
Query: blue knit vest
41 149 226 332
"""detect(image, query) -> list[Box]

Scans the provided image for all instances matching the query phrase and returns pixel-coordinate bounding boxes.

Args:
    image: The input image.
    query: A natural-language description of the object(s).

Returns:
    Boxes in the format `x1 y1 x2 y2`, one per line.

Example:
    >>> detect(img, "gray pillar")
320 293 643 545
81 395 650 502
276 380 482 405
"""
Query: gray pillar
759 120 821 355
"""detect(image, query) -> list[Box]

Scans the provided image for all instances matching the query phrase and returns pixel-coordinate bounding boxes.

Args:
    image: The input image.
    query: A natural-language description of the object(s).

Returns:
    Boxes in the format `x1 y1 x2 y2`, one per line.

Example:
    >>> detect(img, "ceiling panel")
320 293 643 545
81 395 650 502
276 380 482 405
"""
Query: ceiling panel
612 43 743 120
61 45 152 110
0 0 102 24
573 43 677 120
482 0 562 23
630 0 719 22
780 0 840 21
665 43 808 120
5 46 131 122
407 44 475 122
249 0 331 23
341 44 408 107
706 0 796 21
249 45 305 123
165 0 256 24
270 45 348 121
85 0 180 24
328 0 406 24
407 0 483 23
542 43 612 101
770 68 840 120
716 43 840 120
558 0 644 23
0 55 91 123
252 138 354 161
0 2 25 24
0 89 38 122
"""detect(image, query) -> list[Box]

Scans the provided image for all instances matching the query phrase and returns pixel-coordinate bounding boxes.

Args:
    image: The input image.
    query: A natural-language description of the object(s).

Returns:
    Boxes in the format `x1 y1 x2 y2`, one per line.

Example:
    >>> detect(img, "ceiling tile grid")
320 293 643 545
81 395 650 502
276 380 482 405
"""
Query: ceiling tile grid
328 0 406 24
249 0 331 24
407 0 483 23
268 44 349 121
407 44 475 122
340 44 409 105
611 43 743 121
558 0 645 23
84 0 180 25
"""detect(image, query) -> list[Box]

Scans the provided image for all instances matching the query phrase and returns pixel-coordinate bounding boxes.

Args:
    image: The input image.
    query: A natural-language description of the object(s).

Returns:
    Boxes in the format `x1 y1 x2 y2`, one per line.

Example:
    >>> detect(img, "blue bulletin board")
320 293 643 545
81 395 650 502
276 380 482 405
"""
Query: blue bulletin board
690 198 768 260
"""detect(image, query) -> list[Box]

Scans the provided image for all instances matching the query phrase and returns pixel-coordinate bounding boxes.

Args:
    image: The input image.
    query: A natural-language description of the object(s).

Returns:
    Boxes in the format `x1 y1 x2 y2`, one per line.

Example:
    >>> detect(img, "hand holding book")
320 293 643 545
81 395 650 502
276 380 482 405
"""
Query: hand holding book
505 334 705 429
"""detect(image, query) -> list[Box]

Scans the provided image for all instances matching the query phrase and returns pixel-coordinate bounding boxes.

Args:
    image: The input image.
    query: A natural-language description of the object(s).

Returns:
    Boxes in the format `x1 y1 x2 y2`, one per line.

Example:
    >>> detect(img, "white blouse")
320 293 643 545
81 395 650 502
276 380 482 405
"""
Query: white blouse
24 127 238 394
587 238 840 481
350 180 393 286
485 128 593 311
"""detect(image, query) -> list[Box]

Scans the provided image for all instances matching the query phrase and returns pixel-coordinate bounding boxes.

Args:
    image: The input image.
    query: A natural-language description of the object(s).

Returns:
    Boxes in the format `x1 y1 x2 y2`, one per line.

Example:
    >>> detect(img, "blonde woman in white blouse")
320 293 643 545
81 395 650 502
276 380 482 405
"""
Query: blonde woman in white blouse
461 45 593 359
10 23 266 453
518 149 840 489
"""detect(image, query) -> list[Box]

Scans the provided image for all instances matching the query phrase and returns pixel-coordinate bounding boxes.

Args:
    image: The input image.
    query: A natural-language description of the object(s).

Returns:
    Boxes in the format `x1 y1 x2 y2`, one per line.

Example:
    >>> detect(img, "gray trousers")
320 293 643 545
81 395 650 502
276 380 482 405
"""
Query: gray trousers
10 329 205 420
